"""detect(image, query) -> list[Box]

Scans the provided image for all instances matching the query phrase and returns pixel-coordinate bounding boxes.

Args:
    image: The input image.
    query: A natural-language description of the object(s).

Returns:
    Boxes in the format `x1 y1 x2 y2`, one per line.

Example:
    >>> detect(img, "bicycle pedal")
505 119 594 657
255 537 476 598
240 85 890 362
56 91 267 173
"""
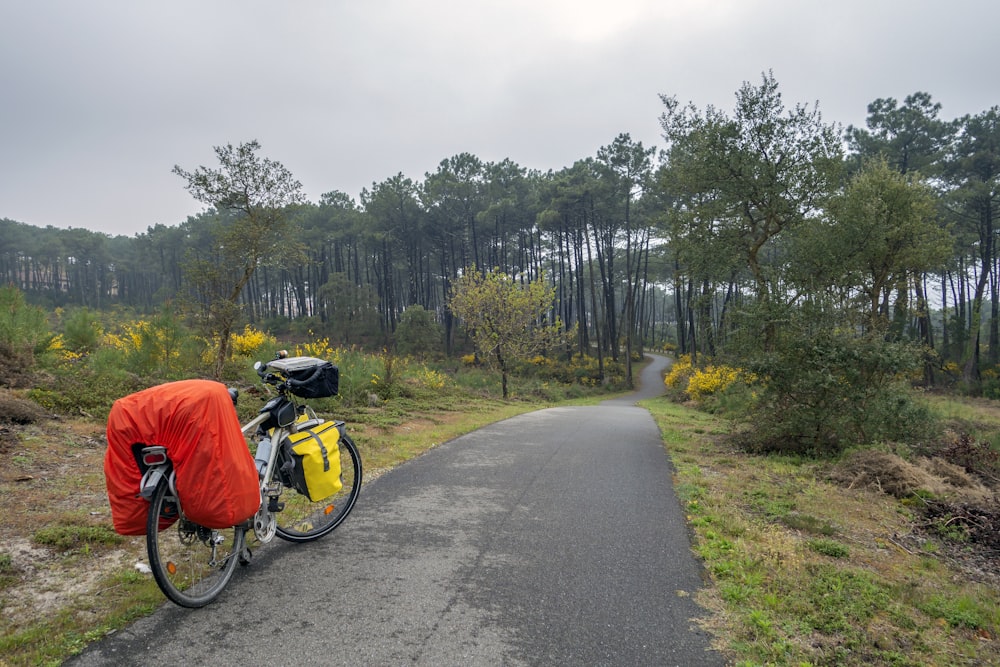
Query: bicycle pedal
268 498 284 512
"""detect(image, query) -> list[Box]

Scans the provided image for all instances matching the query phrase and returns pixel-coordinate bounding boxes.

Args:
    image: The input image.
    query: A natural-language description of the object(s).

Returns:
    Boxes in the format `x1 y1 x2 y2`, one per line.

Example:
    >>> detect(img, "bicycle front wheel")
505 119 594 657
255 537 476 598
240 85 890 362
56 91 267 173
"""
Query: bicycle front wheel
145 476 246 608
275 431 362 542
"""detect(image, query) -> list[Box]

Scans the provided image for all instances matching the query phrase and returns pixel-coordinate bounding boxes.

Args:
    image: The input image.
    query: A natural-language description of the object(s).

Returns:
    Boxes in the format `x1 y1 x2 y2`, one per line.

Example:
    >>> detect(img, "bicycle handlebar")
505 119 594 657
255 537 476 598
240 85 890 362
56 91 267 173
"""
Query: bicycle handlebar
284 363 325 393
255 352 300 392
254 360 282 387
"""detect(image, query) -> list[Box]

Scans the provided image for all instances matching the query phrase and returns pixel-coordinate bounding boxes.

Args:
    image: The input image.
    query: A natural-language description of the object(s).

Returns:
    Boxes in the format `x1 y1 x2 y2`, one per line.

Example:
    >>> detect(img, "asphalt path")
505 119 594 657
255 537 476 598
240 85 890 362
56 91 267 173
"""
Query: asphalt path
69 355 725 666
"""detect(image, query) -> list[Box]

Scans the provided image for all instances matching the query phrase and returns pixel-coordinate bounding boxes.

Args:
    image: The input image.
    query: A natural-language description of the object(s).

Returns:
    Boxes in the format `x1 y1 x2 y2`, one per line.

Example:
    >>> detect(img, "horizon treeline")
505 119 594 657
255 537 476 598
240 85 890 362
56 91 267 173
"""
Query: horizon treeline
2 75 999 392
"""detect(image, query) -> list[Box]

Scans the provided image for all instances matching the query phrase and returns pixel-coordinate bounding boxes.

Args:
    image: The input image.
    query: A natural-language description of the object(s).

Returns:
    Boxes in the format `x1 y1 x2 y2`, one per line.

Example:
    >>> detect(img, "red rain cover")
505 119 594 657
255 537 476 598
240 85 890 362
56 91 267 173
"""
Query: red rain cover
104 379 259 535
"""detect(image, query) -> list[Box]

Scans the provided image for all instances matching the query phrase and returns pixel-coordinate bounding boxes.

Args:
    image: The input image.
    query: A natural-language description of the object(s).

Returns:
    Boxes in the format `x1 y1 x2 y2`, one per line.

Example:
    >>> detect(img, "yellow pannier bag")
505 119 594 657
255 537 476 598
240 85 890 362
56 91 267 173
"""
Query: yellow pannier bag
279 420 343 502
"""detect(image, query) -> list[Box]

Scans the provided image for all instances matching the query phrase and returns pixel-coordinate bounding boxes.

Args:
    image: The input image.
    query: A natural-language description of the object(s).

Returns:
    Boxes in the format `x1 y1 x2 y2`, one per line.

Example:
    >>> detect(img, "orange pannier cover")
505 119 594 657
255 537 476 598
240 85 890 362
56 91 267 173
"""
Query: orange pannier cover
105 379 259 536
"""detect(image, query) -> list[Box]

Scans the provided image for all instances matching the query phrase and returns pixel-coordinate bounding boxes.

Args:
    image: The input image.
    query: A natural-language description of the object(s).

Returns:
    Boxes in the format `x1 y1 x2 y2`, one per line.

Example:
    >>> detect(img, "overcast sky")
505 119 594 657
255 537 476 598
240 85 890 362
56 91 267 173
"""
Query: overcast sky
2 1 998 237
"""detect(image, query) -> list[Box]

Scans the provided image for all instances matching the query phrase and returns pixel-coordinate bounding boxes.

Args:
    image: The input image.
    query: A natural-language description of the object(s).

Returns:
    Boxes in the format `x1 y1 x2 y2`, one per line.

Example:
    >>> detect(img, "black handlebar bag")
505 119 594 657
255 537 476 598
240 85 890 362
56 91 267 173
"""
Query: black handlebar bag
267 356 339 398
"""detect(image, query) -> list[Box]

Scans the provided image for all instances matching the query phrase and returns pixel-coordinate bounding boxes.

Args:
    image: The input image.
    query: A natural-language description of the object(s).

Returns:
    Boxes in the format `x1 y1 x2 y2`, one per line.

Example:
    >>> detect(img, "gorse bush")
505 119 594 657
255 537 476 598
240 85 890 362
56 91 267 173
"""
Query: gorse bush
686 364 745 402
293 335 338 362
408 366 447 391
230 325 276 358
103 308 194 379
204 324 278 373
664 355 748 407
664 354 694 398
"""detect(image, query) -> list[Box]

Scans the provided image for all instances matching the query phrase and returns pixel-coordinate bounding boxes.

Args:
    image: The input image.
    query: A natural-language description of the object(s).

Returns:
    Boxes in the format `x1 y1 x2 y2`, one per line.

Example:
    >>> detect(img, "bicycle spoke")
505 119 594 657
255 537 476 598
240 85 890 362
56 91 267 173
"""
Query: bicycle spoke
146 479 245 607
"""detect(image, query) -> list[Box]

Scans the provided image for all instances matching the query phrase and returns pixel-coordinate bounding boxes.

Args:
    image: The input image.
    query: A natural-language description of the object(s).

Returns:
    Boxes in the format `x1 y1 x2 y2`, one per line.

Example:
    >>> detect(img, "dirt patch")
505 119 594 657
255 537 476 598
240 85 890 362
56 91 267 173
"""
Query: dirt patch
2 539 141 623
0 416 149 632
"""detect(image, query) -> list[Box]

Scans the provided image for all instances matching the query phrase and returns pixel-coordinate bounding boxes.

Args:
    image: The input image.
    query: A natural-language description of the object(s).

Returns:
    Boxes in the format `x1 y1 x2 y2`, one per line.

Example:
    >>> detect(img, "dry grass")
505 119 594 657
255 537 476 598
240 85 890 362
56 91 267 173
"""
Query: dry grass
646 398 1000 666
0 414 146 635
830 450 996 506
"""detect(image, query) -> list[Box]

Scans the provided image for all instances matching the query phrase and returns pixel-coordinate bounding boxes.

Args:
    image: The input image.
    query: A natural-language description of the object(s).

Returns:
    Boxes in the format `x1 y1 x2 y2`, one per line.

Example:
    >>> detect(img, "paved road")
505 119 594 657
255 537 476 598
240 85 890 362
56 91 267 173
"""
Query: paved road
69 355 724 666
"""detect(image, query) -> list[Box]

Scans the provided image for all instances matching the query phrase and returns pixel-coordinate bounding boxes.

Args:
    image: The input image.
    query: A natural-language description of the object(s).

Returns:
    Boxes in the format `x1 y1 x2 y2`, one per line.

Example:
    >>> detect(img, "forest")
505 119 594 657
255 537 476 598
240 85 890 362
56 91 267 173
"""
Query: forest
2 74 999 408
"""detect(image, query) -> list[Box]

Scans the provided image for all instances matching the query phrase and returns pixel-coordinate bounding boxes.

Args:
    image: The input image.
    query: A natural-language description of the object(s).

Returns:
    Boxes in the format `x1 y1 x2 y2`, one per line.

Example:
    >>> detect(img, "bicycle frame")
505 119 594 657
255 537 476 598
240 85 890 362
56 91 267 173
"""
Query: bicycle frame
240 393 322 543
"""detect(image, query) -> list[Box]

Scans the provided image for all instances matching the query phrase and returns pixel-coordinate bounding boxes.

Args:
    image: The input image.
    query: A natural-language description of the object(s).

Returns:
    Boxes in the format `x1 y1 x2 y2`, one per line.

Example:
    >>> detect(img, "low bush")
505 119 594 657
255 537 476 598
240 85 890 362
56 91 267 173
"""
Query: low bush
742 331 939 456
29 366 149 419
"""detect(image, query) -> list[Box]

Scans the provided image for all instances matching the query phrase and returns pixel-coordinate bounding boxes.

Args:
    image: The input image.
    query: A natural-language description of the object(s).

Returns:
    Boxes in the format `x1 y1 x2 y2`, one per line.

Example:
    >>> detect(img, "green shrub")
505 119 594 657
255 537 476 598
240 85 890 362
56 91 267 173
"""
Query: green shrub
744 330 940 456
61 308 103 353
394 306 443 358
0 286 51 384
807 538 850 558
29 364 148 418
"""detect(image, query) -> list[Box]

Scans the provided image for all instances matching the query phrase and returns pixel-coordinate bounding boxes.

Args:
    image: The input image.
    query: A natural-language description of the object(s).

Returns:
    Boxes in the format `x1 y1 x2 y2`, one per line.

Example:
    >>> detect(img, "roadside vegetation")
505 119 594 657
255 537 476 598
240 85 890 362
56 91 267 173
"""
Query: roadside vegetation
652 363 999 666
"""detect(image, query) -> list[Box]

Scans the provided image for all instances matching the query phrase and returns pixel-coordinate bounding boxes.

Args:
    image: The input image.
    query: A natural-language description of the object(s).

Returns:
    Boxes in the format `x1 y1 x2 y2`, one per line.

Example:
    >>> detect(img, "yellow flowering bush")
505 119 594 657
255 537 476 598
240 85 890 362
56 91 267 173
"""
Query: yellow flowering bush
410 366 448 390
105 320 179 361
664 355 694 391
47 334 65 352
665 355 748 404
104 318 186 374
294 334 339 363
103 321 149 354
686 364 742 402
530 354 553 367
231 325 273 358
46 334 84 363
202 325 277 365
568 353 604 385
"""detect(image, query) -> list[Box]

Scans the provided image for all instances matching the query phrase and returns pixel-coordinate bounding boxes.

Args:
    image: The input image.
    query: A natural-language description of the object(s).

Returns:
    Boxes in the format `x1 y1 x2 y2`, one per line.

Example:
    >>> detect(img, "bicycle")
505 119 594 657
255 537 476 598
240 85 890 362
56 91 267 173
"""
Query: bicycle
132 353 362 608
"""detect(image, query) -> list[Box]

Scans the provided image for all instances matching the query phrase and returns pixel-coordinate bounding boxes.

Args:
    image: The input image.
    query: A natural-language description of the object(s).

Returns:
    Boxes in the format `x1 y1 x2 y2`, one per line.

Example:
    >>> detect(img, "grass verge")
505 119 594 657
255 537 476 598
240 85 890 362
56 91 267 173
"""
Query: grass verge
643 397 1000 666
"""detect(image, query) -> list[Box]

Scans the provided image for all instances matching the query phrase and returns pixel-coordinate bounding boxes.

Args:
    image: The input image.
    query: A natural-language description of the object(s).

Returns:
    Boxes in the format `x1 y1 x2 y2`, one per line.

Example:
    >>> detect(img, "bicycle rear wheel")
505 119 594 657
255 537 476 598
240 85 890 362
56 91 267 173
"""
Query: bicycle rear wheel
146 476 246 608
275 431 362 542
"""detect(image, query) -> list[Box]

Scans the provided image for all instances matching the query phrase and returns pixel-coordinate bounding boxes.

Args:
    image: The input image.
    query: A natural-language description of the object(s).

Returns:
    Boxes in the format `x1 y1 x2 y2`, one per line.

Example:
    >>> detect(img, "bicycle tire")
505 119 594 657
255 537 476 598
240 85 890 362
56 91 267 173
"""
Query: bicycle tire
275 431 362 543
145 476 246 608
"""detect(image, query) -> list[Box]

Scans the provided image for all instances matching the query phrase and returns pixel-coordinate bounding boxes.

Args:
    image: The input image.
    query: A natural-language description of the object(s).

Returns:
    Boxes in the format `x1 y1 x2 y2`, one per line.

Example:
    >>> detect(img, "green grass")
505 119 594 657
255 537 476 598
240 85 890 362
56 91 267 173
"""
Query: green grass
33 523 124 553
642 396 1000 667
0 569 165 667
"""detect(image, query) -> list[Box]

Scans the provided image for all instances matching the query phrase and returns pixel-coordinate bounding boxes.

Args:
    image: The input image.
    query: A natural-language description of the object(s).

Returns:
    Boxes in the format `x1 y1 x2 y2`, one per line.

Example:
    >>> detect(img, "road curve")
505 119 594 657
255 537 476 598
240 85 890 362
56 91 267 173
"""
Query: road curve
69 354 724 666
